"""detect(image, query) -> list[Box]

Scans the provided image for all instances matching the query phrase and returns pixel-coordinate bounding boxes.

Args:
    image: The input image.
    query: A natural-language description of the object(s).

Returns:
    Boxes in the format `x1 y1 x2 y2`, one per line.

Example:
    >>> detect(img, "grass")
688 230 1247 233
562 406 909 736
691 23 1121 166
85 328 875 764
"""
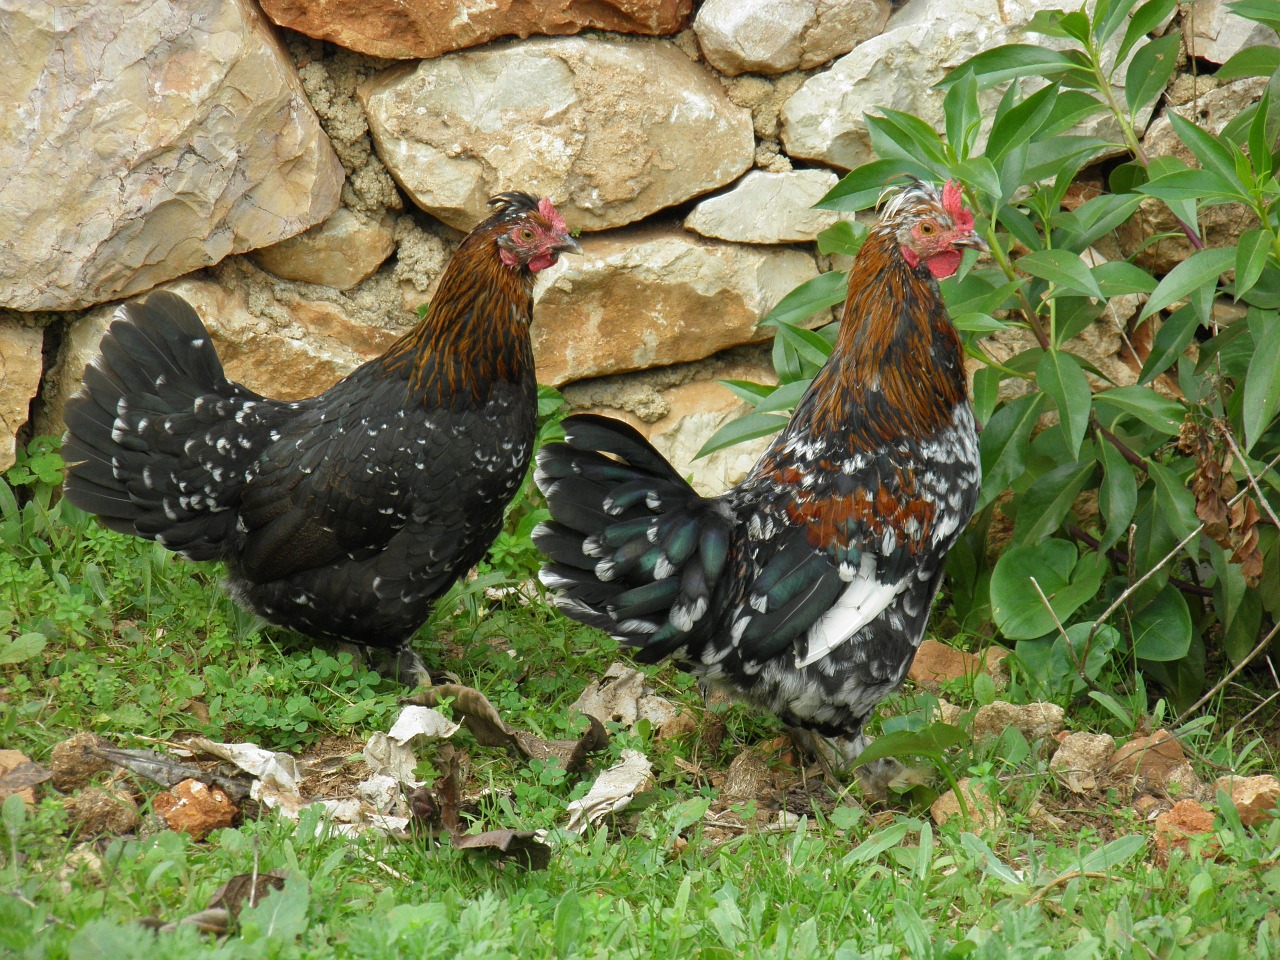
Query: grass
2 442 1280 959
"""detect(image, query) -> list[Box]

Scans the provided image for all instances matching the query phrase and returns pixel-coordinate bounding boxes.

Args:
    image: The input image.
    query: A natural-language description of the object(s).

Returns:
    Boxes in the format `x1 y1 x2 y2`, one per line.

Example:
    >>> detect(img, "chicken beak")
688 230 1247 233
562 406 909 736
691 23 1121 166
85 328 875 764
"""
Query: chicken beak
551 233 582 257
956 231 989 254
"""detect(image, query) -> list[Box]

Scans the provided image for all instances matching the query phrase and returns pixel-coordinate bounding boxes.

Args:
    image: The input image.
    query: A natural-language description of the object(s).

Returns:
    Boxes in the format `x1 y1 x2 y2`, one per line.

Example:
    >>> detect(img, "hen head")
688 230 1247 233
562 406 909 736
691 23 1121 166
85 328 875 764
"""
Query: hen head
878 179 986 279
488 192 581 274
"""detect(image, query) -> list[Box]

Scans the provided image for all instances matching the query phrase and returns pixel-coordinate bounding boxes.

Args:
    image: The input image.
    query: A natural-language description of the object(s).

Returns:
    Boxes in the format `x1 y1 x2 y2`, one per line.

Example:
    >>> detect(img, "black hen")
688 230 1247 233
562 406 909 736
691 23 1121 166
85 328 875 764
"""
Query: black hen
534 180 983 779
62 192 579 678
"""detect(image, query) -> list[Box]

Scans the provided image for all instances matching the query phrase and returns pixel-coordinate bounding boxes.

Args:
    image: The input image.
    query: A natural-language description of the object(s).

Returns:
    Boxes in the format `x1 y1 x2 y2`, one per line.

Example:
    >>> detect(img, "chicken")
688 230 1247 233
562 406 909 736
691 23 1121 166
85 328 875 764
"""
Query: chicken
534 179 983 784
62 191 579 678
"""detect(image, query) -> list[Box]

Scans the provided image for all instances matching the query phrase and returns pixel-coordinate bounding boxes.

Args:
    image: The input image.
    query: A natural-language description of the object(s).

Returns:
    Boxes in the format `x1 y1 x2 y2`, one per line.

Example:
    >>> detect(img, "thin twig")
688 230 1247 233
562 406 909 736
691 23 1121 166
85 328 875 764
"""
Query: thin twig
1175 620 1280 725
1234 688 1280 732
1067 525 1213 598
1027 870 1121 905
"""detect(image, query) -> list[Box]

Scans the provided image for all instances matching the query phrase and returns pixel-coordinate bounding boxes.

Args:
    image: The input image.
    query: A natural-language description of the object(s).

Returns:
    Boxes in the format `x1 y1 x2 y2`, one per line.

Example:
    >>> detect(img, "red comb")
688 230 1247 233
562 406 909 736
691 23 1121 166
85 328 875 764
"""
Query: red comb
942 181 974 231
538 197 567 233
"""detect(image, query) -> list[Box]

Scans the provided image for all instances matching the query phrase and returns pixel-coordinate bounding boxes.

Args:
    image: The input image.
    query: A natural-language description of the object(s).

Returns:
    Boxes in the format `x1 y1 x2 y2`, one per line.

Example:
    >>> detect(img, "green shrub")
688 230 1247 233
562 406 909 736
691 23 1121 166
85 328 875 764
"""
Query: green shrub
702 0 1280 710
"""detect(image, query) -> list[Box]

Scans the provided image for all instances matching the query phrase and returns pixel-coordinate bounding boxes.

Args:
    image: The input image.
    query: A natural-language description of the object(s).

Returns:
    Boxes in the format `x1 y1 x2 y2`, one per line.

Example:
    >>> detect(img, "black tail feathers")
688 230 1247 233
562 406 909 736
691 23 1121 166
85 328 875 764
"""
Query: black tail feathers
61 291 267 560
533 414 731 659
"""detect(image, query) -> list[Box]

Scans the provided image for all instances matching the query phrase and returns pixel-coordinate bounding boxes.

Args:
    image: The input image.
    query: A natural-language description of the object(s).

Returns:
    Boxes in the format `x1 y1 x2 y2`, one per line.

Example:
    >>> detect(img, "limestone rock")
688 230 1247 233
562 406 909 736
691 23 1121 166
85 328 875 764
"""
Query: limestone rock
685 170 843 244
260 0 692 60
360 37 754 232
1214 774 1280 827
971 701 1065 743
930 777 1003 831
1121 78 1266 274
0 319 42 471
251 209 396 290
0 0 344 312
1185 0 1280 64
65 787 141 836
531 223 820 385
41 265 411 439
781 0 1146 170
152 779 237 840
694 0 890 76
1050 732 1117 793
563 347 778 495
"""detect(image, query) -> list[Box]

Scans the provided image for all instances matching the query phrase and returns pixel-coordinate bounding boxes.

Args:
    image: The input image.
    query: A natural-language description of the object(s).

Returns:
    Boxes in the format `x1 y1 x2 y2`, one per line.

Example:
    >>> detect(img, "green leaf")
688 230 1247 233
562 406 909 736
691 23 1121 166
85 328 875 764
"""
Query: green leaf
841 822 912 865
1018 249 1106 300
0 632 47 665
868 109 948 166
961 833 1026 887
815 219 866 257
978 392 1046 509
762 270 847 327
1078 835 1146 873
972 366 1002 426
1148 460 1199 539
943 44 1080 89
988 82 1060 163
1037 350 1092 457
1138 305 1200 384
1227 0 1280 31
1248 87 1279 178
1054 193 1143 249
851 723 970 767
944 70 982 158
772 321 835 368
1049 623 1121 684
1139 246 1235 320
1236 229 1274 299
1167 111 1247 188
1093 0 1136 46
695 413 789 458
991 540 1103 640
1125 32 1182 116
1217 44 1280 81
720 379 776 404
1138 167 1241 203
1094 385 1185 434
1116 0 1180 63
1012 458 1096 545
818 160 934 211
1130 583 1192 661
752 379 811 415
1098 440 1138 552
1092 260 1157 298
1039 92 1110 138
1243 306 1280 451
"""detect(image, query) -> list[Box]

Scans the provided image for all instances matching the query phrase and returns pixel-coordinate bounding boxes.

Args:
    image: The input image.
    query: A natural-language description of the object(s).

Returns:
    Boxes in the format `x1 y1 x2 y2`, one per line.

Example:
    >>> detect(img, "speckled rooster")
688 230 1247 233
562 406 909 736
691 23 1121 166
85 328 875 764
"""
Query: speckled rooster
62 192 579 679
534 179 984 787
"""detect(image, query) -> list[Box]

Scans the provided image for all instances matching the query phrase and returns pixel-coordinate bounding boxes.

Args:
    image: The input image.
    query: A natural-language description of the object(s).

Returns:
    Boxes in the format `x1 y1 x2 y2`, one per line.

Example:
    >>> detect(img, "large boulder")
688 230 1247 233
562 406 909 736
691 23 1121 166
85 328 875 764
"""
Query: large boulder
38 260 414 438
530 222 821 386
259 0 692 60
0 319 43 470
0 0 343 313
359 37 755 232
1185 0 1279 65
694 0 889 76
781 0 1149 170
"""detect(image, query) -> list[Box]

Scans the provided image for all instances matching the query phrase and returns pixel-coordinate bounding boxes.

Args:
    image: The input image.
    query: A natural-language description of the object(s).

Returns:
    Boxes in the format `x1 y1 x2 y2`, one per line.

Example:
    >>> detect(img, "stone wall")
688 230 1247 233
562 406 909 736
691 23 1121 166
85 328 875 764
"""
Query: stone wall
0 0 1271 490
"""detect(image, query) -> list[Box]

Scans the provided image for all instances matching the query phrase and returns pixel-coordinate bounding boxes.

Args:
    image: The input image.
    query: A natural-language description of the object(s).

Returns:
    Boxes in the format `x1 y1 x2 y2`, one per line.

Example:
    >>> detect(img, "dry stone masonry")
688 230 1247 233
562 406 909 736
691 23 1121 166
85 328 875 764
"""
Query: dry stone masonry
1 0 1274 488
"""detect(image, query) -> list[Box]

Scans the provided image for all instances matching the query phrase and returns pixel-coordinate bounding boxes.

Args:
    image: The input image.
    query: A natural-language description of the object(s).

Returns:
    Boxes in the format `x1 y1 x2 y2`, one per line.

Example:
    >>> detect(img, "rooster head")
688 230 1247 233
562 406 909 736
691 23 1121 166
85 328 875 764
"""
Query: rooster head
879 179 986 280
489 192 581 274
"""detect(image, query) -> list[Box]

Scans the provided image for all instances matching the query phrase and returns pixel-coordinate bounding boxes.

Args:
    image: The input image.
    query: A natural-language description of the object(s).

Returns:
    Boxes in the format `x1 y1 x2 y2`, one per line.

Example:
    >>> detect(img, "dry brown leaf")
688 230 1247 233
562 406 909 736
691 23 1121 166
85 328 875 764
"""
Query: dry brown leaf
0 759 51 802
208 869 289 917
448 829 551 870
408 683 608 771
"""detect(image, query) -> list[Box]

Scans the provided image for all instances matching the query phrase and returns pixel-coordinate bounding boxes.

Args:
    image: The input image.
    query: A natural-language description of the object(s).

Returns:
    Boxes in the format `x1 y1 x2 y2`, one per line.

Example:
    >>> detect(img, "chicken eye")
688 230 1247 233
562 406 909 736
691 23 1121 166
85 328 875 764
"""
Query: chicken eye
919 222 935 235
517 227 536 243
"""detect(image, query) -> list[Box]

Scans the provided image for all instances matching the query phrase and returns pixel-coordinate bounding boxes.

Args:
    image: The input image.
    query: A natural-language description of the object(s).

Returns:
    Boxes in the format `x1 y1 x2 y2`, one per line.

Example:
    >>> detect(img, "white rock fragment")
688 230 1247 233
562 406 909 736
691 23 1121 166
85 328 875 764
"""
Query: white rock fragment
685 170 843 244
695 0 890 75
